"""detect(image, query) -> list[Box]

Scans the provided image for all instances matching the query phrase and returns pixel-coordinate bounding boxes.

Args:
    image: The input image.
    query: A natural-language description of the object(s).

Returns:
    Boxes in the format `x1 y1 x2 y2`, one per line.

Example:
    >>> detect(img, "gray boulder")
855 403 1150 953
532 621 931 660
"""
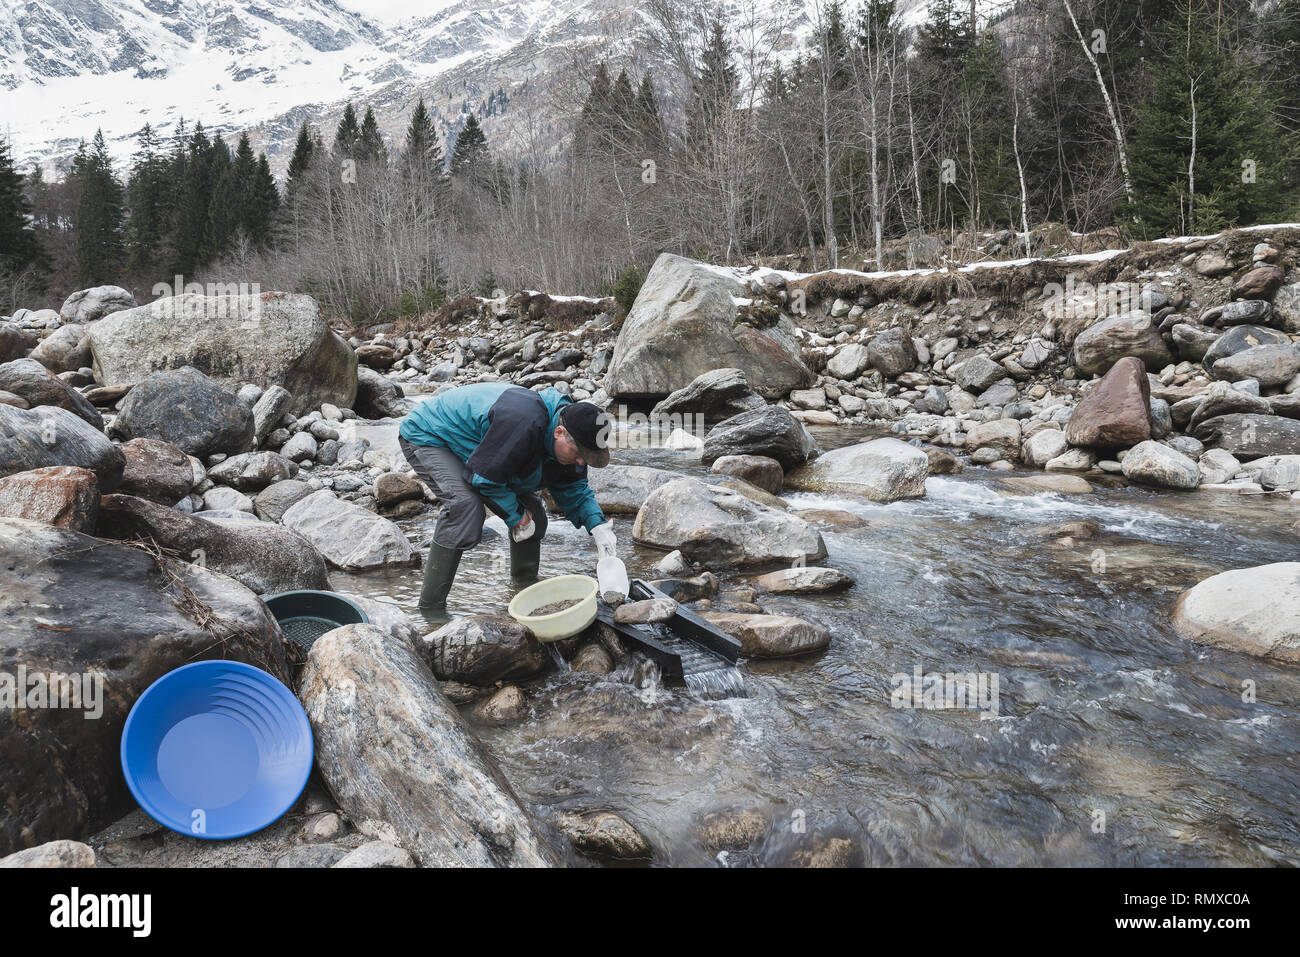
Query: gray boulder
281 489 414 570
632 477 826 567
0 324 36 363
354 366 408 419
701 405 818 471
59 285 136 324
114 366 255 458
1172 563 1300 663
417 615 549 685
867 327 918 377
29 324 90 374
1210 344 1300 388
1202 324 1290 369
0 358 102 427
604 254 813 399
118 438 197 504
0 518 290 855
1072 311 1172 377
585 465 683 515
300 623 556 866
0 405 124 488
208 451 298 491
784 438 928 502
88 292 356 415
702 612 832 658
1120 441 1200 490
650 368 766 421
1194 413 1300 459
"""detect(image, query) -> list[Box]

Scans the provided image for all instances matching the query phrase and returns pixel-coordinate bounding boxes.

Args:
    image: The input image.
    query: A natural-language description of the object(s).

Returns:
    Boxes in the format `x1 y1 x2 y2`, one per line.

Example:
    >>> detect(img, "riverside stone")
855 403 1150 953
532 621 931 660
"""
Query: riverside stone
1171 563 1300 663
785 438 928 502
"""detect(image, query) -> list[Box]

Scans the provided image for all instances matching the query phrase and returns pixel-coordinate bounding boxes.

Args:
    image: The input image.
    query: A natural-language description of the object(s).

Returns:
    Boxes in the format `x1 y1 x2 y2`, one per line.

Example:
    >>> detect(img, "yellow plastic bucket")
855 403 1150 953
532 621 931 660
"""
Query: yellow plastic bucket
508 574 599 642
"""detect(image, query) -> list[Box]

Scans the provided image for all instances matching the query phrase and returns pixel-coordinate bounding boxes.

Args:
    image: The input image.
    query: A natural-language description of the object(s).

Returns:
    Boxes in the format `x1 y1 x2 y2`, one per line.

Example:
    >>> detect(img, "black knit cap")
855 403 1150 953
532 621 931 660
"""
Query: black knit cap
559 401 612 468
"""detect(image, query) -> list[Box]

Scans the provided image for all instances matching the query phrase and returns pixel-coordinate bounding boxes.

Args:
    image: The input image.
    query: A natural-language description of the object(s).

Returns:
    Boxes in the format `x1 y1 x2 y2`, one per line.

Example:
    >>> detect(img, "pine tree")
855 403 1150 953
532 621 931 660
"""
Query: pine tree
358 106 388 166
687 19 738 150
171 122 213 275
918 0 974 64
286 122 316 197
0 137 46 280
125 123 173 282
576 63 614 156
1129 2 1297 235
247 153 280 246
71 131 126 285
403 98 448 200
333 103 361 160
450 113 489 180
633 74 666 156
200 135 236 261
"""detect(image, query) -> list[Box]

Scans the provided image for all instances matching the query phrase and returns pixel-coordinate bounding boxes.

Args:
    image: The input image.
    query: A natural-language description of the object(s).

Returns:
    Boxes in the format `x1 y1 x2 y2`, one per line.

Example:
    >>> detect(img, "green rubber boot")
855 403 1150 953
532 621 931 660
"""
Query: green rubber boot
420 541 463 619
510 537 542 584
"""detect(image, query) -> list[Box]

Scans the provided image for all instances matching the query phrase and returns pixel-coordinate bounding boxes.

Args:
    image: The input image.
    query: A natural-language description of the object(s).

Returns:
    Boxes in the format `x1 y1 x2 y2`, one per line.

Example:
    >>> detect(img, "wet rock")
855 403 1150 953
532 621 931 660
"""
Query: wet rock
925 447 963 474
0 405 124 488
30 324 90 374
586 465 683 514
1029 519 1100 539
702 612 831 657
0 466 98 531
556 811 652 860
652 549 690 576
788 835 864 868
964 420 1023 460
753 566 853 594
282 489 414 571
114 366 254 458
994 473 1093 495
793 508 868 528
300 622 555 866
709 454 784 494
1065 356 1151 449
254 479 315 522
1045 448 1096 471
89 292 357 415
1120 441 1200 490
98 493 331 595
417 615 549 685
650 367 766 420
1211 344 1300 388
570 642 613 675
0 324 36 363
1194 413 1300 459
0 358 102 427
333 841 414 868
0 518 290 855
785 437 928 502
60 285 136 324
649 572 718 602
1072 311 1172 377
207 451 297 492
614 597 679 624
0 840 96 868
354 365 408 419
697 808 768 852
633 477 826 567
701 405 818 471
470 685 528 726
118 438 197 504
604 254 813 399
1171 562 1300 663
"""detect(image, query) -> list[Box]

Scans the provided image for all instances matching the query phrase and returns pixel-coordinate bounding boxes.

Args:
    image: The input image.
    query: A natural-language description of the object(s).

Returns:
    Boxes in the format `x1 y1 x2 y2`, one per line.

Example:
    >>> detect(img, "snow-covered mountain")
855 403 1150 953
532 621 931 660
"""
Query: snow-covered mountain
0 0 995 175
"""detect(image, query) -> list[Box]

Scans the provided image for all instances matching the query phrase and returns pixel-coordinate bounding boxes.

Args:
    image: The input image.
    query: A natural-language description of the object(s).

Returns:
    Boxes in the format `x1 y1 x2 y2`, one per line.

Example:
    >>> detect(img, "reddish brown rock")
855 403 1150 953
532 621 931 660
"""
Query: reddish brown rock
0 465 99 530
1230 266 1285 302
1065 356 1152 450
0 390 29 409
709 454 784 494
118 437 196 504
356 344 398 369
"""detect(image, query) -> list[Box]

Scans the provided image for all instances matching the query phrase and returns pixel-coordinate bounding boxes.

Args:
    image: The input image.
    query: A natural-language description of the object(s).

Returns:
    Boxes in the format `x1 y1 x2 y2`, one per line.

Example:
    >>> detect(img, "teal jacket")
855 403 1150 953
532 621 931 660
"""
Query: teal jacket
399 382 605 532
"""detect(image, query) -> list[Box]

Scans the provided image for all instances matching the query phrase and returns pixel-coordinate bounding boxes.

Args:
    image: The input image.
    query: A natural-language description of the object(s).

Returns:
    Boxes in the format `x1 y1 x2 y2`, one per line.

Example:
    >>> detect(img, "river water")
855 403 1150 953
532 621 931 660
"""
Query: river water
334 425 1300 866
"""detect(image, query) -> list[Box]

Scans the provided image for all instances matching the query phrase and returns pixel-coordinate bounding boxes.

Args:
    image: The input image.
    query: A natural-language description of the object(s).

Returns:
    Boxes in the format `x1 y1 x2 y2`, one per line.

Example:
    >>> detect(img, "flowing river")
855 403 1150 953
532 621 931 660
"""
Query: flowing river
333 425 1300 866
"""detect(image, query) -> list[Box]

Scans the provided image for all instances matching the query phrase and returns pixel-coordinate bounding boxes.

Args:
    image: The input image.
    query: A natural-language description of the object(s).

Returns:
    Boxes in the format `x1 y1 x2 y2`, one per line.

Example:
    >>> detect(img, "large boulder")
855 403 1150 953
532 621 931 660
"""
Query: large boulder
1274 280 1300 333
710 454 784 494
118 438 197 505
0 358 102 427
700 405 818 471
1210 344 1300 388
0 466 99 531
784 438 928 502
1194 413 1300 459
281 489 414 571
1201 324 1290 369
604 254 813 400
113 366 254 457
29 324 90 374
1187 381 1271 432
299 623 556 867
585 465 683 515
965 419 1023 460
632 477 826 567
98 494 331 595
254 479 315 522
953 354 1008 393
1065 356 1151 449
0 324 36 363
1171 563 1300 663
866 326 918 377
0 518 290 855
826 343 869 380
354 366 408 419
207 451 298 492
1072 311 1173 377
1120 440 1200 490
59 285 136 324
88 292 356 415
701 612 832 657
0 405 123 488
650 368 766 421
416 615 549 685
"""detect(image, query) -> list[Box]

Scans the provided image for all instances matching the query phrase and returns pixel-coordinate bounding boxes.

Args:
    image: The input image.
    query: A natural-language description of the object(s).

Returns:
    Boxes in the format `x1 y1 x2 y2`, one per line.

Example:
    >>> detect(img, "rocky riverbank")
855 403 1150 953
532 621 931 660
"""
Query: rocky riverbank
3 225 1300 867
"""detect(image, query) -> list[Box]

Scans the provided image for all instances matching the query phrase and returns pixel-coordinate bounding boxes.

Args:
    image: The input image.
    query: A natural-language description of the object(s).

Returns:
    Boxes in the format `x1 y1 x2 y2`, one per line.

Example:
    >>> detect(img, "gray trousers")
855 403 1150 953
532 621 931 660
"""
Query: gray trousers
399 436 548 550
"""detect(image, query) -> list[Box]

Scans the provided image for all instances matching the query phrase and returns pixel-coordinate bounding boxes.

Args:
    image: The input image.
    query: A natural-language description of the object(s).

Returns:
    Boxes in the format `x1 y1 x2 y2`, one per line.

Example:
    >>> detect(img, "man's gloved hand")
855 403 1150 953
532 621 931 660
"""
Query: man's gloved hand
591 521 617 559
511 510 536 543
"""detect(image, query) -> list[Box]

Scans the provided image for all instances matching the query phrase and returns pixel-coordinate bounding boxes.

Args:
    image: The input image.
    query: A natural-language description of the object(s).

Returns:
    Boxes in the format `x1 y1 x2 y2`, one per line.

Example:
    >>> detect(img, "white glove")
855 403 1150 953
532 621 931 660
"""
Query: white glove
511 510 536 543
591 521 617 558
